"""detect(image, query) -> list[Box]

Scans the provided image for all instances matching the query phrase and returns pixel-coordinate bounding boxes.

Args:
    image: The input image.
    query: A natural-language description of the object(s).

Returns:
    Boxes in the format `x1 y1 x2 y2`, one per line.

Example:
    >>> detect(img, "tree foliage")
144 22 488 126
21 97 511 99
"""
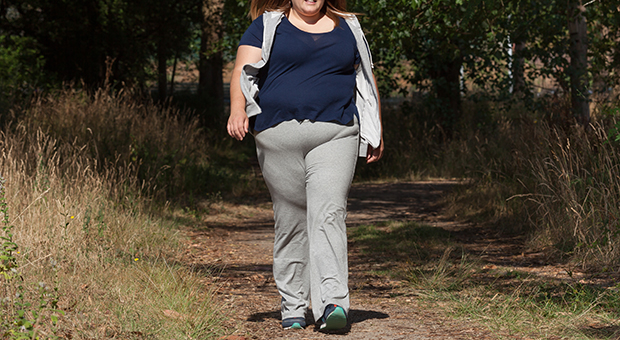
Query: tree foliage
0 0 201 88
352 0 513 135
352 0 620 132
0 0 618 125
0 34 44 113
221 0 252 61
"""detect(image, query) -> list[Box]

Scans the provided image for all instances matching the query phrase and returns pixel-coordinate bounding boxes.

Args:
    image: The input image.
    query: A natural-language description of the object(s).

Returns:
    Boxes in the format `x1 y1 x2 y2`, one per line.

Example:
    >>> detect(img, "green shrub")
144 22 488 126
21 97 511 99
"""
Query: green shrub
0 35 45 119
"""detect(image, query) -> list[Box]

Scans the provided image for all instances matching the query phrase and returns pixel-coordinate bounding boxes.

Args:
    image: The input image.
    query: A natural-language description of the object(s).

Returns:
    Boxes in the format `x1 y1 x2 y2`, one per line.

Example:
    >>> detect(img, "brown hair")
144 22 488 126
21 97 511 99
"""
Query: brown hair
249 0 351 23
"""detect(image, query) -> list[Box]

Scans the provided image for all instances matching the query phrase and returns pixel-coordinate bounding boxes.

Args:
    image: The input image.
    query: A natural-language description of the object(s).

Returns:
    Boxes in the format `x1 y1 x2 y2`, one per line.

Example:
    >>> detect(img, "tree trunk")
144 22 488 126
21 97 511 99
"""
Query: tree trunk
157 42 167 102
512 41 526 96
198 0 224 106
429 56 463 138
170 54 178 95
568 0 590 127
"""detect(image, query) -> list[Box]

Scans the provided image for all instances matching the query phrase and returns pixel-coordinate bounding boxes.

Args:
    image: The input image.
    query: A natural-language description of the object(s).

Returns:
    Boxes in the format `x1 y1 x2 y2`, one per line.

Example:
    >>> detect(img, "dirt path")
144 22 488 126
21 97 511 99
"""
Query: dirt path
183 181 512 339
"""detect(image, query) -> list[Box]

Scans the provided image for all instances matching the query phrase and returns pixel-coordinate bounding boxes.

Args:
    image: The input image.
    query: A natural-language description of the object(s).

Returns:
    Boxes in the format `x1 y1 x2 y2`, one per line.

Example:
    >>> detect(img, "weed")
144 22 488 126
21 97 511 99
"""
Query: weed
403 247 620 338
1 178 18 280
1 177 64 339
409 247 477 292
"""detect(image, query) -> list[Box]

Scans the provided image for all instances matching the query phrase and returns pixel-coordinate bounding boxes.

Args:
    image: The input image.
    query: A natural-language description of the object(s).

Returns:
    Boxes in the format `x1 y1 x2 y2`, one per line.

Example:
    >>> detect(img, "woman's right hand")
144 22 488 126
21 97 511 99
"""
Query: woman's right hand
227 45 262 141
227 109 249 141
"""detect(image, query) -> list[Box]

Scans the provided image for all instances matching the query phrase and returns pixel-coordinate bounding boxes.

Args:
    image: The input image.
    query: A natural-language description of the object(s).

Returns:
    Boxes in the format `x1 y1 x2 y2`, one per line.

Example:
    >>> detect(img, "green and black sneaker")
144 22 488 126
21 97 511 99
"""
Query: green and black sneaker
282 317 306 330
319 304 347 331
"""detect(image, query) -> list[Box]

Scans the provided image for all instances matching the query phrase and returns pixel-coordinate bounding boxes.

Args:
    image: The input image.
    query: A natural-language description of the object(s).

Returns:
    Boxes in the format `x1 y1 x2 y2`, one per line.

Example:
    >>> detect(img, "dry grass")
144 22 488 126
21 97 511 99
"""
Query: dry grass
405 100 620 271
437 274 620 339
351 219 620 339
355 91 620 269
17 87 207 200
525 123 620 270
453 118 620 270
0 88 228 339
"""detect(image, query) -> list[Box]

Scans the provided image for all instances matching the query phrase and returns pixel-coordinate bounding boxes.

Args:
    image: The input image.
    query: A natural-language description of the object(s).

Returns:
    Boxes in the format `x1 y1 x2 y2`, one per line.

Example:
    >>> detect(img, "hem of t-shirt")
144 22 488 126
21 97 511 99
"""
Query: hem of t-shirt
253 116 356 133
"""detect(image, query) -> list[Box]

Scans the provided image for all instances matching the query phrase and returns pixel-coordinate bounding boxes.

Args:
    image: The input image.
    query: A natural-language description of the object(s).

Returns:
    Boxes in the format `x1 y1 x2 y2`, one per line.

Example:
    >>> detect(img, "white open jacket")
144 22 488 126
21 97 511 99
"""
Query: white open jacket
239 11 382 157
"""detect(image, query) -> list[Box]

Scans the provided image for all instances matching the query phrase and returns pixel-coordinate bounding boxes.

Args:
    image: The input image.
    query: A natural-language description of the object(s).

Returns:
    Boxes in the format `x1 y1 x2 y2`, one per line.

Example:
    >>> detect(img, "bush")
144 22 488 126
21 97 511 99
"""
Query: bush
0 35 46 120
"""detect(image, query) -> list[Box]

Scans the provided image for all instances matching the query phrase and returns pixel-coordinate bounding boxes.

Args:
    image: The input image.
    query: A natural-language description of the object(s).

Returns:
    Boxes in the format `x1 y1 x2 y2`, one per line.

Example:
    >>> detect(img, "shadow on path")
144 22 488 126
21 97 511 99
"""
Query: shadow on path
347 181 461 226
247 309 389 326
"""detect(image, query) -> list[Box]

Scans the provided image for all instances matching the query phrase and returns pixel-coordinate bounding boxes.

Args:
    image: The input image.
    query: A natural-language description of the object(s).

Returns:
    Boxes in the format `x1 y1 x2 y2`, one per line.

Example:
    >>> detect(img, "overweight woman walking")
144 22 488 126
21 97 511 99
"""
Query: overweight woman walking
227 0 383 332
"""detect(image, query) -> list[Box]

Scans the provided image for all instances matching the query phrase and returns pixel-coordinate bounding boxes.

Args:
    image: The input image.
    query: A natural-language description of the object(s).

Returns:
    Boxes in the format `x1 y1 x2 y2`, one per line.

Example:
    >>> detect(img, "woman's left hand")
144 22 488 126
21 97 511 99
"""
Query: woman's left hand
366 140 384 163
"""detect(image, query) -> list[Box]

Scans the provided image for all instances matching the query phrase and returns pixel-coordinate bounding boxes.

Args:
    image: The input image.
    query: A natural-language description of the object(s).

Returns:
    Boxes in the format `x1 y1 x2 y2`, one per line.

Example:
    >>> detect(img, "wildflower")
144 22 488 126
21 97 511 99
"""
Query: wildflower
134 258 139 262
70 216 75 219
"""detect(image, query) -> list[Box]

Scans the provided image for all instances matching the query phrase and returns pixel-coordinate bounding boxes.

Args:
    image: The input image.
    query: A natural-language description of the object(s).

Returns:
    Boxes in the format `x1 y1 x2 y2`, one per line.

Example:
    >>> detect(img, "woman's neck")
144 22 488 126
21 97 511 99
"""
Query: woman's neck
288 8 334 33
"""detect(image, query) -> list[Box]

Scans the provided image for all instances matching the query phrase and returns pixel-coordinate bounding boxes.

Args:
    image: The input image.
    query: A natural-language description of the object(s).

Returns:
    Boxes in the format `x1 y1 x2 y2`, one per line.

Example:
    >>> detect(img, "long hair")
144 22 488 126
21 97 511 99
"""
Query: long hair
250 0 350 22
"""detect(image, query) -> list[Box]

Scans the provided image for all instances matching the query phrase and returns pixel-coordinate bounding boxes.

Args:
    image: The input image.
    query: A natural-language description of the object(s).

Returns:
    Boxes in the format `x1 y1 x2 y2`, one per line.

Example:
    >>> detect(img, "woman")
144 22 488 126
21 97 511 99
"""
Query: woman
227 0 383 331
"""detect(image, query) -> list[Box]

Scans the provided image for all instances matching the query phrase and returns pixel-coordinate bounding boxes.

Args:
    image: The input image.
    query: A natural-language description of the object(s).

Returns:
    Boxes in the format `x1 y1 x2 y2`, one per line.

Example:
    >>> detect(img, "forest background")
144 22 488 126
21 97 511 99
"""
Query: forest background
1 0 620 338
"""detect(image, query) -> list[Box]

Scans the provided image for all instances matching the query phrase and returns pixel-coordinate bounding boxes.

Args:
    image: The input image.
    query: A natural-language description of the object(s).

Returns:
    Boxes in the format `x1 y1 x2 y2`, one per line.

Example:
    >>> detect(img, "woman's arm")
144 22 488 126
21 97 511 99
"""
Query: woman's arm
227 45 262 141
366 73 384 163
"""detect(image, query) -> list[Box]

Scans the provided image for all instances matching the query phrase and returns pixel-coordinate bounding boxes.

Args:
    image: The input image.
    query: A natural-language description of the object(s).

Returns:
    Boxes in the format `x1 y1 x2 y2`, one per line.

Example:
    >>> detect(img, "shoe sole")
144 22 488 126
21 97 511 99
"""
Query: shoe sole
284 323 303 330
320 306 347 331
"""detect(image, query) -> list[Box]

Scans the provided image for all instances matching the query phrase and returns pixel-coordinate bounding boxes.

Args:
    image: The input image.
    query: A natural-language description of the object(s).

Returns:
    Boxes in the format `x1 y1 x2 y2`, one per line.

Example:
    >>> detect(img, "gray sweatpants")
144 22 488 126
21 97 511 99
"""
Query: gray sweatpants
254 118 359 323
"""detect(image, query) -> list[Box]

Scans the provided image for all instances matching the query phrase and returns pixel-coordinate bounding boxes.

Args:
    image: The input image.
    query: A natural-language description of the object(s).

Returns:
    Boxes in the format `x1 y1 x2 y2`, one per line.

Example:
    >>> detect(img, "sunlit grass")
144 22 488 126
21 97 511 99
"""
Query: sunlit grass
437 276 620 339
0 88 233 339
350 220 620 339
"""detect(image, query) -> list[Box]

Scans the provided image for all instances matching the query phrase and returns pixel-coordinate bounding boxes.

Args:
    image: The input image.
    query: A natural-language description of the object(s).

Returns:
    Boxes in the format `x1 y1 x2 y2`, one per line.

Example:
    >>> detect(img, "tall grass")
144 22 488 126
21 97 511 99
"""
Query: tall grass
526 122 620 270
12 87 262 202
0 88 233 338
464 116 620 270
371 95 620 270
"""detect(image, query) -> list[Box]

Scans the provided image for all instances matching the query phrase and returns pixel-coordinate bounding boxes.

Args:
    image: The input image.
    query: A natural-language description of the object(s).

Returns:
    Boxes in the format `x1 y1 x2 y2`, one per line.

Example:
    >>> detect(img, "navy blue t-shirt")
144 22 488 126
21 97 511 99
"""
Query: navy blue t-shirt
239 15 360 132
